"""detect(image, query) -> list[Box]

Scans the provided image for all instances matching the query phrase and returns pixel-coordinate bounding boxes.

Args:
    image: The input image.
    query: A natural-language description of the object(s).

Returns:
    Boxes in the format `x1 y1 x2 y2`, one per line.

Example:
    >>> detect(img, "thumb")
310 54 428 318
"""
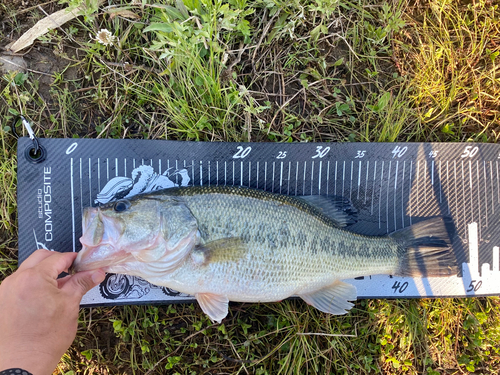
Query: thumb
63 269 106 299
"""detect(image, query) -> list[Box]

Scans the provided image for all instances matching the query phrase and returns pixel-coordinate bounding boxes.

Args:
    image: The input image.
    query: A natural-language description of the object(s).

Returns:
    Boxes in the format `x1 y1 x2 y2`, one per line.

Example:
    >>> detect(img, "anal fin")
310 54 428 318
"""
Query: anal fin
299 281 357 315
195 293 229 323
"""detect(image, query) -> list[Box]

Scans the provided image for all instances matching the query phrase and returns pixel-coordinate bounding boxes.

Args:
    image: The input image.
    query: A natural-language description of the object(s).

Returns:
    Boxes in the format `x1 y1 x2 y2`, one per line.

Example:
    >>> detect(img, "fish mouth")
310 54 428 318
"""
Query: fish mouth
73 206 131 273
72 243 134 273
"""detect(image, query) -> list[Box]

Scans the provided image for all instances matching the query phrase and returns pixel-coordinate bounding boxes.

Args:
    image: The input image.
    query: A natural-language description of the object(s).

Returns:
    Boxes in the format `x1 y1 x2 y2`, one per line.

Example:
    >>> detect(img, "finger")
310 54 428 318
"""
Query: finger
62 269 106 300
57 274 72 289
37 252 78 280
18 249 54 270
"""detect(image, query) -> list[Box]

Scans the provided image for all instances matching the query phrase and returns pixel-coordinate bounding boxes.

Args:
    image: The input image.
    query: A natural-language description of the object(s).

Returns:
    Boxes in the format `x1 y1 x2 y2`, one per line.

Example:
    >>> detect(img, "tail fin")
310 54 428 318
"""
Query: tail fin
389 217 457 277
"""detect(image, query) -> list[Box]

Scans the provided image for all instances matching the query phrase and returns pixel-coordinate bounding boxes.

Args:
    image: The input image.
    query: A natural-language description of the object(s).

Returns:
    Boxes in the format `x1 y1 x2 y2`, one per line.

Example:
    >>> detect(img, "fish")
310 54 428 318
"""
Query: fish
73 186 457 323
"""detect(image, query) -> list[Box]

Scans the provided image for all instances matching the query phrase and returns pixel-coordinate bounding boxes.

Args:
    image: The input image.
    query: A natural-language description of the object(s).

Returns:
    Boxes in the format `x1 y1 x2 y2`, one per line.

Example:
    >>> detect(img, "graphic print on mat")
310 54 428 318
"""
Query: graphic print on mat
97 164 191 300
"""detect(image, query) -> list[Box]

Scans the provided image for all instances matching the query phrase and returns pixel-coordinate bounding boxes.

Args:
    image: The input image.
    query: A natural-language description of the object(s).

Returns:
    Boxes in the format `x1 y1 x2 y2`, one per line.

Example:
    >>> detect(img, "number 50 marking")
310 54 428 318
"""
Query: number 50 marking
461 146 478 158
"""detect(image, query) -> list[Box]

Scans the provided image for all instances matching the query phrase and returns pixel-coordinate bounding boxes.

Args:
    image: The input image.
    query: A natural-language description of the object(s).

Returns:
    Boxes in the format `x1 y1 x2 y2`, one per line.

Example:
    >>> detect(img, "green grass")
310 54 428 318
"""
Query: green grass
1 0 500 373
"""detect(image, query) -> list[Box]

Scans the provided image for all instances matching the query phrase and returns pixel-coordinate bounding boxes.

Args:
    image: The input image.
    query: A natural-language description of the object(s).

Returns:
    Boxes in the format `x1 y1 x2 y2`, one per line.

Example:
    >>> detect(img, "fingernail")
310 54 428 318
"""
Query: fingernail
91 270 106 284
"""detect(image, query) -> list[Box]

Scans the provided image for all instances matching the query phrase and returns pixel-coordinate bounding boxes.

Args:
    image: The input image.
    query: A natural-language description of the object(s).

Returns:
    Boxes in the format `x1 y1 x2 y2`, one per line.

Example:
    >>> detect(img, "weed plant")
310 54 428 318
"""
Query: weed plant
1 0 500 373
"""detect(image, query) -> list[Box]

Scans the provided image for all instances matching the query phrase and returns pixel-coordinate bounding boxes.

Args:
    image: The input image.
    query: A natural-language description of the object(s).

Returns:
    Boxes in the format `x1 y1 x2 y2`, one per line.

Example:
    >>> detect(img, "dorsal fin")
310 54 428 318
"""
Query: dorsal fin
298 195 358 227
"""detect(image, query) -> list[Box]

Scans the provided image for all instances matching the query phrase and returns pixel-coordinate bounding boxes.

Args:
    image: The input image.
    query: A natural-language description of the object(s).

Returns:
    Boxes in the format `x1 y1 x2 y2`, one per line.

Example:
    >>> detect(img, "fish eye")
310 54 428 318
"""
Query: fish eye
113 200 131 212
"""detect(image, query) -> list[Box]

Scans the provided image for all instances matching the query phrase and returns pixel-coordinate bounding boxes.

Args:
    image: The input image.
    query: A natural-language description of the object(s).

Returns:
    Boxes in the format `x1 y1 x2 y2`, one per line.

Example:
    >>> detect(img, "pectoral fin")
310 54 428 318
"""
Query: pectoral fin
191 238 247 265
195 293 229 323
300 281 357 315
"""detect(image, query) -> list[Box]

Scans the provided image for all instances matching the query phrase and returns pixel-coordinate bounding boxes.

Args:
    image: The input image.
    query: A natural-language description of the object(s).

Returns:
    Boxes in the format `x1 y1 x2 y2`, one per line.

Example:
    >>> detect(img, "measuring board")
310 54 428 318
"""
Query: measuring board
16 137 500 307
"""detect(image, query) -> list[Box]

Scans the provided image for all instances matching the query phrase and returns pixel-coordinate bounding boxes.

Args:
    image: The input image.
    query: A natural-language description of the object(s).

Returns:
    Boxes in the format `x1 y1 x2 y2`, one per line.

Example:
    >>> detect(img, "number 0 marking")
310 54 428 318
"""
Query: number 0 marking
65 142 78 155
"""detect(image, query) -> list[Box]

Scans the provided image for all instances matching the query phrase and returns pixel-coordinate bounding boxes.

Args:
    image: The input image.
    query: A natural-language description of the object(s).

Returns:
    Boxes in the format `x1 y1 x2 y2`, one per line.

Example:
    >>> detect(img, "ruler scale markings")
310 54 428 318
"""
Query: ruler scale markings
484 161 488 228
208 161 211 186
357 161 361 200
416 161 420 215
133 159 136 170
326 161 330 195
446 161 450 215
115 158 118 177
349 161 353 201
371 161 377 215
224 161 227 186
200 161 203 186
70 158 75 252
216 161 219 186
79 159 83 216
241 161 244 187
342 161 346 197
190 160 194 186
174 160 179 185
476 160 481 239
295 161 299 196
124 159 127 177
265 162 268 191
409 161 413 225
97 158 101 191
431 160 434 186
401 161 405 228
287 161 291 195
249 161 251 188
497 161 500 204
256 161 259 189
232 161 235 186
334 161 338 196
364 161 369 204
462 161 466 233
318 161 322 195
158 159 161 175
469 160 473 224
378 161 384 229
240 161 243 186
89 158 92 206
394 161 398 231
491 161 495 215
454 161 457 225
311 161 314 196
439 161 442 204
386 161 391 233
424 161 427 204
303 161 307 195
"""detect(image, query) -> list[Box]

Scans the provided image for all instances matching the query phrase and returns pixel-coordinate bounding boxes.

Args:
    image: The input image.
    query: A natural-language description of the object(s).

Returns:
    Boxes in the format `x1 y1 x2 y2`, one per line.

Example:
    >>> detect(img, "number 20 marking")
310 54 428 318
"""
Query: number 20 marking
233 146 252 159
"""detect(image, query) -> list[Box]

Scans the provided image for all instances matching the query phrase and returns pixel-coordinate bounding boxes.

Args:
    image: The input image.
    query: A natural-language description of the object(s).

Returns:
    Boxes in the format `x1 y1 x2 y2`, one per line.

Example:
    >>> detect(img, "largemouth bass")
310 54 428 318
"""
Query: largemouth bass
73 186 457 323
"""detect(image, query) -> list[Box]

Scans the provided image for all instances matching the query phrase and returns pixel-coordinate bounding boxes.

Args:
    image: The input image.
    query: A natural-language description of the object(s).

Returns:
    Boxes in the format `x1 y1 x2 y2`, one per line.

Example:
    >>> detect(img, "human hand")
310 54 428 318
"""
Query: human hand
0 249 105 375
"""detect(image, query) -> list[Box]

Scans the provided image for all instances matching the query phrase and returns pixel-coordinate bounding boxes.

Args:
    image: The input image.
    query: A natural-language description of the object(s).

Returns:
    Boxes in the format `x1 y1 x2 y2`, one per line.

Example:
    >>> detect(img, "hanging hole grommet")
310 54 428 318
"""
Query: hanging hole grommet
13 115 47 163
25 140 46 164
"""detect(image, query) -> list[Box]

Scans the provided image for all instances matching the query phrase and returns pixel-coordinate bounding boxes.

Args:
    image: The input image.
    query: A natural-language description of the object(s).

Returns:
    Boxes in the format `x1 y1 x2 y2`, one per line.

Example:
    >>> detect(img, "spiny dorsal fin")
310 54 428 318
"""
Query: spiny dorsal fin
191 237 247 265
298 195 358 227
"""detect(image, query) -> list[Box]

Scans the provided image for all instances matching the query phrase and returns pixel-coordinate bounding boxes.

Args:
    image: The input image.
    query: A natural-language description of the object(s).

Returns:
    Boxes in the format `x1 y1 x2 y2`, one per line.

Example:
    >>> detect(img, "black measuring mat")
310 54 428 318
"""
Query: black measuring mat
17 137 500 306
